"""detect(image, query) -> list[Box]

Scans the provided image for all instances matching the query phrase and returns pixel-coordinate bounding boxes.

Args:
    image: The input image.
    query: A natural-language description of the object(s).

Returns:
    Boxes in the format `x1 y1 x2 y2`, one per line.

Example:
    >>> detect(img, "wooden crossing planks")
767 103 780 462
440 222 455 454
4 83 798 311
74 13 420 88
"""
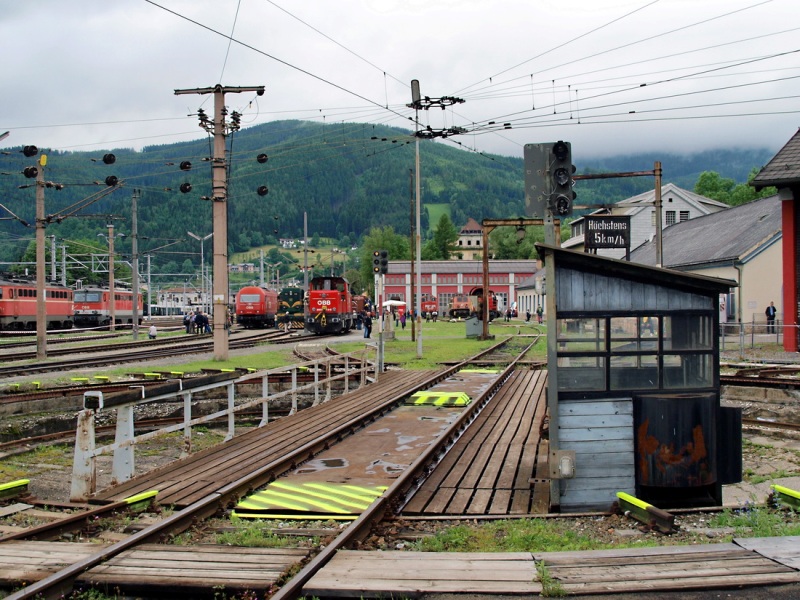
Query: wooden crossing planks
403 370 549 516
80 544 308 594
0 541 111 584
302 550 542 596
92 370 429 507
537 542 800 595
304 538 800 598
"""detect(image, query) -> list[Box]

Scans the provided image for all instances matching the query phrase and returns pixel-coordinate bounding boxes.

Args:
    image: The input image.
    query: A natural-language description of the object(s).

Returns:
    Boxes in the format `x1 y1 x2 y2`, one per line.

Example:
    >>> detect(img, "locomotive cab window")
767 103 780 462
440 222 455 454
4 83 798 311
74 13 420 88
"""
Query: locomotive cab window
239 294 261 303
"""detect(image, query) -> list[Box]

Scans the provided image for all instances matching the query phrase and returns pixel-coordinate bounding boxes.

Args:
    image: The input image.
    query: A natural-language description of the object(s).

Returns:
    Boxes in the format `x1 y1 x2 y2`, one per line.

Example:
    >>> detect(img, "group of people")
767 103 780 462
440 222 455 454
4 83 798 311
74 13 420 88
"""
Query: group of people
183 310 212 334
524 306 544 323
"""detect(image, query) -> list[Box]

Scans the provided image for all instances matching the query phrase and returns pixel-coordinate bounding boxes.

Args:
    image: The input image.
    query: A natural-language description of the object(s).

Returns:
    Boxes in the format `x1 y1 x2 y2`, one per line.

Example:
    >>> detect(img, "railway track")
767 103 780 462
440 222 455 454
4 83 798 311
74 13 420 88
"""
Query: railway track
1 336 536 599
0 328 301 379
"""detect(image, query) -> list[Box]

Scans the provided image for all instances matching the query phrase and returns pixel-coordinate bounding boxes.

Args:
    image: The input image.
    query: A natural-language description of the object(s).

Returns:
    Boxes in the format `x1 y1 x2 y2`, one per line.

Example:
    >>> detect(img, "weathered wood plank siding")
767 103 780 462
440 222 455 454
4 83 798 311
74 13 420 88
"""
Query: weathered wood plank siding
556 268 713 313
558 398 634 511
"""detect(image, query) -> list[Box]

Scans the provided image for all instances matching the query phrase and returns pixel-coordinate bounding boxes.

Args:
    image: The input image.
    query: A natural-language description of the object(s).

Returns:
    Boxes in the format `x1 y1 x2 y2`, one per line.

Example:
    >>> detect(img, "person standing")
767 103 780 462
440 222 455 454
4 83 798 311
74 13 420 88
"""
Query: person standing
363 312 372 339
765 301 777 333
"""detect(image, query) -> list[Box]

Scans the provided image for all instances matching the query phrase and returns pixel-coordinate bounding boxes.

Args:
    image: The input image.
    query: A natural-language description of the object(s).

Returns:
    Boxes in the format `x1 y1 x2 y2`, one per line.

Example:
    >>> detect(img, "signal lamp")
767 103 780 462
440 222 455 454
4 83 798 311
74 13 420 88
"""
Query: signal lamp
549 140 575 217
179 182 192 193
22 145 38 157
257 153 268 163
257 186 269 196
105 175 119 187
102 153 116 165
23 166 38 179
372 250 381 274
180 161 192 171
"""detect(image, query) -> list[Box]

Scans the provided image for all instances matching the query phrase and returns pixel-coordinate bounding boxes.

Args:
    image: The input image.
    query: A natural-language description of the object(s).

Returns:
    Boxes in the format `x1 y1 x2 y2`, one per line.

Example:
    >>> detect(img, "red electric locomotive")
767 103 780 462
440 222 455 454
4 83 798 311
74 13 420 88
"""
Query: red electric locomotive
73 286 143 327
0 277 74 331
235 286 279 328
304 276 354 335
420 293 438 318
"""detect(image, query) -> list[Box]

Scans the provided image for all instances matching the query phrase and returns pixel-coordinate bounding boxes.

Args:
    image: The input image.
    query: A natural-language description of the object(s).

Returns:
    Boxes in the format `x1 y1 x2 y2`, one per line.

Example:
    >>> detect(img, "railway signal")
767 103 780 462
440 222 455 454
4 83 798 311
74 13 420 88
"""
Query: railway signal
372 250 388 275
524 140 576 218
549 140 576 217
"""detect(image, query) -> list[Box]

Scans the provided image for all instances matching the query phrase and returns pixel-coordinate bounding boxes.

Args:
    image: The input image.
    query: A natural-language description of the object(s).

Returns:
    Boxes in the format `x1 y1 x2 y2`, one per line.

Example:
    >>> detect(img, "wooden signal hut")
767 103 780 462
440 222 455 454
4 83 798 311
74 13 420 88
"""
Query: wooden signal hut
536 244 742 512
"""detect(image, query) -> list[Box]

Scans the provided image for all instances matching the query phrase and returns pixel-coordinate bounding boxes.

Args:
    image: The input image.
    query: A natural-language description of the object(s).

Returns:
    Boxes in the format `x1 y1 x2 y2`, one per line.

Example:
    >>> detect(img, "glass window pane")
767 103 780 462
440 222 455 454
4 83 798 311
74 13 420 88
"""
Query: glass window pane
557 356 605 391
663 354 713 388
610 354 658 389
610 316 658 350
663 315 712 350
557 318 605 342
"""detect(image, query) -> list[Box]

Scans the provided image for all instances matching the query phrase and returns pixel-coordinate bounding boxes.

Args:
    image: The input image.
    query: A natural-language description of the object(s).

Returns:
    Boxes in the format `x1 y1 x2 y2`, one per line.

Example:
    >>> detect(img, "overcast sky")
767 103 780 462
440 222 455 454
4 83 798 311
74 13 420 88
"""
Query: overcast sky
2 0 798 161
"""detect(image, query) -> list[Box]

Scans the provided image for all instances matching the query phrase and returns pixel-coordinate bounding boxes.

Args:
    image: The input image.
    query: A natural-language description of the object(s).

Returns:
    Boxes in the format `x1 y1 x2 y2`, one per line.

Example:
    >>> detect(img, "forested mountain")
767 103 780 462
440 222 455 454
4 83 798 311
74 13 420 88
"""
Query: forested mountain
0 119 776 275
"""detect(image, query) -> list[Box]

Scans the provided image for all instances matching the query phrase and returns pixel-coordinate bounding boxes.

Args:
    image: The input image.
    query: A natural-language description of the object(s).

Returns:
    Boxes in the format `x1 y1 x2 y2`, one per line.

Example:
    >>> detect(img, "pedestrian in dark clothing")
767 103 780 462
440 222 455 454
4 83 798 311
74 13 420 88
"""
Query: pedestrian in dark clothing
363 313 373 339
766 301 777 333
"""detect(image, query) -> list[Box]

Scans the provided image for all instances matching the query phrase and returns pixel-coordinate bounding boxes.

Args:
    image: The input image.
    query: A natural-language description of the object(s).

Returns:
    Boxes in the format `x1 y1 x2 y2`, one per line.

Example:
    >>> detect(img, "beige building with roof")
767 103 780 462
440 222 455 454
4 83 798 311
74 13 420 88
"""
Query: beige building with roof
564 183 729 259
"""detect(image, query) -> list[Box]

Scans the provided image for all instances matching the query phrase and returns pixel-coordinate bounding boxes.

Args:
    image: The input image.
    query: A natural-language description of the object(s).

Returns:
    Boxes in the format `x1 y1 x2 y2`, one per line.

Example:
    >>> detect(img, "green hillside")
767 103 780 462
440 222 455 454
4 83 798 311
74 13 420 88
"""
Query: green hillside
0 119 775 281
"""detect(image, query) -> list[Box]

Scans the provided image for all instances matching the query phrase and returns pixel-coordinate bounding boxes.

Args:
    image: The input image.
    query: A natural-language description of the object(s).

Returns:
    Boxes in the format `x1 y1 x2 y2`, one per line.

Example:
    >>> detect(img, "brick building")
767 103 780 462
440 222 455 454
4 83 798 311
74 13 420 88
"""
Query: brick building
383 259 539 315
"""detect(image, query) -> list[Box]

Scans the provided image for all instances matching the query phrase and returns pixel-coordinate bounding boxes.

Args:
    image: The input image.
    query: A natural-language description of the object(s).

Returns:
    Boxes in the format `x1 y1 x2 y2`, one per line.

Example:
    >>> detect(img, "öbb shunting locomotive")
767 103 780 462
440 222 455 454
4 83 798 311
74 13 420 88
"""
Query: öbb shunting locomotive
304 276 354 335
73 287 143 327
448 287 499 320
0 276 74 331
235 286 279 328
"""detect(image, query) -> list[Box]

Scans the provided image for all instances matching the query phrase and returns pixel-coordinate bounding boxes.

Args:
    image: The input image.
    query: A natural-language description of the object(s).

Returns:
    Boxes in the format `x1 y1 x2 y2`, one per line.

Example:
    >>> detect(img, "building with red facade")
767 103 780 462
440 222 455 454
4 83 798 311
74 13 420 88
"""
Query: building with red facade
383 259 539 315
753 128 800 352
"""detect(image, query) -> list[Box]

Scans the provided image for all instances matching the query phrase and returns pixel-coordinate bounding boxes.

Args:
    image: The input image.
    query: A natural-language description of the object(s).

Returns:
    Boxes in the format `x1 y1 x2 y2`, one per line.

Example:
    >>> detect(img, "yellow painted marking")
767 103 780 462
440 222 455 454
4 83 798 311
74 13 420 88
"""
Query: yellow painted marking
616 491 651 510
0 479 30 492
235 482 388 518
125 490 158 505
407 392 471 407
771 484 800 499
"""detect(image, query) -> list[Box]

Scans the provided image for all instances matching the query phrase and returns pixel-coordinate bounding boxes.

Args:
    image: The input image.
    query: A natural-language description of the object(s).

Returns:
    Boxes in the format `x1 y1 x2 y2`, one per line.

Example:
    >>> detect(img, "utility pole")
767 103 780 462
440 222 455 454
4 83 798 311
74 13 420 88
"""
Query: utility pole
408 80 465 359
175 84 265 361
107 221 117 332
35 155 47 360
409 168 416 343
131 189 140 341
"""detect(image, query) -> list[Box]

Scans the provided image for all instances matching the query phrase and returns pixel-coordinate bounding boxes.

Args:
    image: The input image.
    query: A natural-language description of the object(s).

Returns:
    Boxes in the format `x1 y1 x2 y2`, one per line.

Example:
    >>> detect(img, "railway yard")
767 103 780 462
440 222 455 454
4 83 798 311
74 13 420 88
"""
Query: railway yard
0 323 799 599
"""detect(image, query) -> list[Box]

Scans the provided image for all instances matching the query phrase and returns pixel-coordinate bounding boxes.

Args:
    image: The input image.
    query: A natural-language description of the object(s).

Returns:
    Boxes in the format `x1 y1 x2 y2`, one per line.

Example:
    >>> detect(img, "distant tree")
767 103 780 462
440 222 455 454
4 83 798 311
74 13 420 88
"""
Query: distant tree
310 232 320 247
694 169 776 206
430 214 460 260
181 259 194 274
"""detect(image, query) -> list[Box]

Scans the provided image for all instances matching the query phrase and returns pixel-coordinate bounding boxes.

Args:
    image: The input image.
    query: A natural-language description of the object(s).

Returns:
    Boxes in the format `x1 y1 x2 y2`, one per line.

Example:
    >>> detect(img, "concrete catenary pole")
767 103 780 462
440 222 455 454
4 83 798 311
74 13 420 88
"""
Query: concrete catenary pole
175 85 264 361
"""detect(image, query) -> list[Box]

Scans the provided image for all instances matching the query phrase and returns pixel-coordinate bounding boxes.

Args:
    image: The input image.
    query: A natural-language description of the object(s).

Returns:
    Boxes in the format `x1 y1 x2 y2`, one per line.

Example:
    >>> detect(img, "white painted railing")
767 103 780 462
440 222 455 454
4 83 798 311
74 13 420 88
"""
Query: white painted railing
70 346 377 501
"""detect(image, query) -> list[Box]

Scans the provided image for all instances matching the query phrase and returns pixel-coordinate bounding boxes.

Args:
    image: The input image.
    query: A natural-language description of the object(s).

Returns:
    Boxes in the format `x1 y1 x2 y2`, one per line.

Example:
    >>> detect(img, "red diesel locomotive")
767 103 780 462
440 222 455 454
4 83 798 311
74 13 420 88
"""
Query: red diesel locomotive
0 277 74 331
73 287 143 327
448 287 499 320
235 286 279 328
304 276 354 334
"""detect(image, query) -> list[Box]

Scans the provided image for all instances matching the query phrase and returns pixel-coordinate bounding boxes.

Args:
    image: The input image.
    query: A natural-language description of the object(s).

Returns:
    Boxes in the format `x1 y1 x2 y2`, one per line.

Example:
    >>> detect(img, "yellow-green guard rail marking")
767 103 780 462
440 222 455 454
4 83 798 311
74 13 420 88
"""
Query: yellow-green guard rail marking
461 368 501 374
0 479 29 500
616 491 675 534
771 484 800 510
406 391 471 407
124 489 158 510
233 481 387 520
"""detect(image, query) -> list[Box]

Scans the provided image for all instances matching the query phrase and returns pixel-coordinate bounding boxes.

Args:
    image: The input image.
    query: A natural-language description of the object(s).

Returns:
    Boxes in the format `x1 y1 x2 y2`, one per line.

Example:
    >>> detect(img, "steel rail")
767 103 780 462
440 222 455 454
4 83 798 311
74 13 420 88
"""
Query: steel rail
270 338 536 600
3 340 519 599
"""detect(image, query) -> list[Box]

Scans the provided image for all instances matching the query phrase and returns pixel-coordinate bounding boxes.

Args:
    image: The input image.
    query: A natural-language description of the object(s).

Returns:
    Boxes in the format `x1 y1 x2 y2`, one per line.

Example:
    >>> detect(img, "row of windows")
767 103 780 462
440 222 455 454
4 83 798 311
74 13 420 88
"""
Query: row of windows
651 210 690 226
0 288 71 299
557 314 714 392
457 239 481 246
